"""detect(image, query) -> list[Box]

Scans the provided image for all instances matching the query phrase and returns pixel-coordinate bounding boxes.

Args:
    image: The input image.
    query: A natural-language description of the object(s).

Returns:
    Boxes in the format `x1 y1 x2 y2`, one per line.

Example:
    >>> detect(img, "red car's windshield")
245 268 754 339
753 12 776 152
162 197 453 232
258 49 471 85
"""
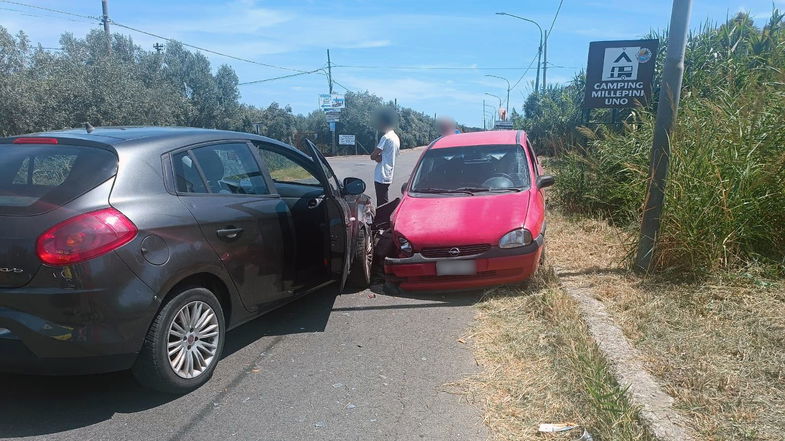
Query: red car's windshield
410 144 530 194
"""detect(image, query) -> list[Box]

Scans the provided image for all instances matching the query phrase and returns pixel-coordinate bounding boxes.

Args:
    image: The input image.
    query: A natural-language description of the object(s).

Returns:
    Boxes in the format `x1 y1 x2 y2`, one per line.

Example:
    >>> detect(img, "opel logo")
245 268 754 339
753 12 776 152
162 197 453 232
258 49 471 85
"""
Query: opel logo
448 247 461 256
0 267 24 273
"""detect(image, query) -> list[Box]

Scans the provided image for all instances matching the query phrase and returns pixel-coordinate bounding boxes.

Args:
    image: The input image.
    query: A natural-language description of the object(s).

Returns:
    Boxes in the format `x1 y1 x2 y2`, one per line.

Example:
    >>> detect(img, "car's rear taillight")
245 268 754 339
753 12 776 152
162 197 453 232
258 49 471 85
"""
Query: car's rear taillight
36 208 137 265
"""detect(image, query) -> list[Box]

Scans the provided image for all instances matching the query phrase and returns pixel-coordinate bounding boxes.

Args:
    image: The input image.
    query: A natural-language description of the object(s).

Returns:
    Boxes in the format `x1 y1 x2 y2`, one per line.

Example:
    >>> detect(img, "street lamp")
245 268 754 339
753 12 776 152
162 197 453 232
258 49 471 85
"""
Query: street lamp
484 92 502 109
496 12 545 92
485 74 511 115
484 93 503 120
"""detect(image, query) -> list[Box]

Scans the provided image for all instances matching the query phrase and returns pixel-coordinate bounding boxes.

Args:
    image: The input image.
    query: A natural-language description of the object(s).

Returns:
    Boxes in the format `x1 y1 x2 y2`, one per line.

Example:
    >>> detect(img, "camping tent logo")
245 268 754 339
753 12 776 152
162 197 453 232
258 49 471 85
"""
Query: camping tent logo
601 47 640 81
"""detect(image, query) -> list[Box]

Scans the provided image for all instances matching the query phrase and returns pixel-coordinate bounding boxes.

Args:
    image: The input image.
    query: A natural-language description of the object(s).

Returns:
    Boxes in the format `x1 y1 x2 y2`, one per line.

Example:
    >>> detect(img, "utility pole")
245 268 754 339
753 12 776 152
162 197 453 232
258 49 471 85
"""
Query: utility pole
326 49 336 154
482 99 486 130
634 0 693 273
326 49 334 94
153 43 164 53
101 0 111 53
542 30 548 90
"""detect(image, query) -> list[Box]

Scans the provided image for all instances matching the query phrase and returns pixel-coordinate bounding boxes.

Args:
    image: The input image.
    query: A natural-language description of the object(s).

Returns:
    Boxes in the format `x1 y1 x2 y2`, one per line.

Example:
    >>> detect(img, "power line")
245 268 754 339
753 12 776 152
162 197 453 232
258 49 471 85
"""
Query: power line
548 0 565 34
0 0 99 21
110 21 312 73
331 78 352 92
239 68 325 86
511 52 540 90
0 6 96 23
332 64 552 71
0 0 313 74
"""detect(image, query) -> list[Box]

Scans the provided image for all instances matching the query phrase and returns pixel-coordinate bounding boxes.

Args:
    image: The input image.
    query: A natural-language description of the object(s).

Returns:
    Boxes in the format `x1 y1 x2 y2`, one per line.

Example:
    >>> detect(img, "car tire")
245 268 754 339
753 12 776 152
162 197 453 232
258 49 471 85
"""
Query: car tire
132 286 226 394
347 227 372 289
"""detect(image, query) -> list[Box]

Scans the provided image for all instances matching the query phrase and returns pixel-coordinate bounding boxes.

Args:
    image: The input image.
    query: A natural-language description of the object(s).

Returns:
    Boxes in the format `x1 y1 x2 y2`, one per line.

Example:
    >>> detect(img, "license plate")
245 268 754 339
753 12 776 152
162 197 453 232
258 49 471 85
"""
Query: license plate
436 260 477 276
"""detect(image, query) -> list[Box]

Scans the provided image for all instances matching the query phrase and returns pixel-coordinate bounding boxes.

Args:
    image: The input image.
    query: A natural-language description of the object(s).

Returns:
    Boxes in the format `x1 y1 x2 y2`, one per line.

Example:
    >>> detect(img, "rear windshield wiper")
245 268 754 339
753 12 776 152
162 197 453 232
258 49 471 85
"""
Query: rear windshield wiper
412 187 475 195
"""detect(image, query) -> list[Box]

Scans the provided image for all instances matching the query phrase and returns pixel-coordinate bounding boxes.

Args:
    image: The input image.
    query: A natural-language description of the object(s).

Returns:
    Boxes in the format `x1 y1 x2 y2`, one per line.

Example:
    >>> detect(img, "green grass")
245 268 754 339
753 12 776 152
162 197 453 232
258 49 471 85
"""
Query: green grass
550 10 785 275
455 269 653 441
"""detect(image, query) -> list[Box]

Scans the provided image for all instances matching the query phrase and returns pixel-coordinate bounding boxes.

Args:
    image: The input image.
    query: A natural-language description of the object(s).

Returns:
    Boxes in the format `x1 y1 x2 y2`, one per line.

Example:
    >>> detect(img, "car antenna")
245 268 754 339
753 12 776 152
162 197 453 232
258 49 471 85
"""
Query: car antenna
84 122 95 134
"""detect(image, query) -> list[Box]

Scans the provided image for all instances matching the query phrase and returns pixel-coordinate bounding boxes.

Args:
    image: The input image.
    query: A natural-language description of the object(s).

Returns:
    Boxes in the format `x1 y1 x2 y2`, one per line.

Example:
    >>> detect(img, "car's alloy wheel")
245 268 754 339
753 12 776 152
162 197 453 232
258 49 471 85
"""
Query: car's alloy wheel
133 286 225 394
167 300 220 379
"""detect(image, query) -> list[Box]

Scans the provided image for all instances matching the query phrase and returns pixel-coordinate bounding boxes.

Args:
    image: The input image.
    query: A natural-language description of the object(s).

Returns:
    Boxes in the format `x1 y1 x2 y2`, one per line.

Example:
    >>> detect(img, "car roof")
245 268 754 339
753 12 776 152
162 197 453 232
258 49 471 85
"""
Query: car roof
429 130 525 149
2 126 297 155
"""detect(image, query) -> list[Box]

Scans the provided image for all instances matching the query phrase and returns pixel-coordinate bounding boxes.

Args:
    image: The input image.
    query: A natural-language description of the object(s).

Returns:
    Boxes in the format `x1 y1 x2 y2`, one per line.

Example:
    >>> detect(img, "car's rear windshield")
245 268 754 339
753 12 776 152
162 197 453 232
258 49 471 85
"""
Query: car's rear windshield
0 144 118 215
410 144 531 193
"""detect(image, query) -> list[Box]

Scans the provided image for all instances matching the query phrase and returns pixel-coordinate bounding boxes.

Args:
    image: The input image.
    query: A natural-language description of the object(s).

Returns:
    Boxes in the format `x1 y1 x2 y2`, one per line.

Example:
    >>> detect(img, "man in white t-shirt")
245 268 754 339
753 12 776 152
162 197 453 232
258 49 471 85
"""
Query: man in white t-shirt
370 109 400 206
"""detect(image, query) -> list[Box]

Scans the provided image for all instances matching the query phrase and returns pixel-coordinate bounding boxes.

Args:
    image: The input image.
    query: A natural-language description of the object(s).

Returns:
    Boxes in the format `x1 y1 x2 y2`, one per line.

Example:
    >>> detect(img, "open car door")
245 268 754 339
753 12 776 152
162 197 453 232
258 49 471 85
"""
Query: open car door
303 139 352 292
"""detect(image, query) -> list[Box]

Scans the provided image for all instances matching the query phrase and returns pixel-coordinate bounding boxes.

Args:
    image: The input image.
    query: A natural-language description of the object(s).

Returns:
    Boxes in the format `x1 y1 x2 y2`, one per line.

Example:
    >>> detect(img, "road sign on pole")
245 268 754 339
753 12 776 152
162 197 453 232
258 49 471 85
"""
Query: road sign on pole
584 39 659 109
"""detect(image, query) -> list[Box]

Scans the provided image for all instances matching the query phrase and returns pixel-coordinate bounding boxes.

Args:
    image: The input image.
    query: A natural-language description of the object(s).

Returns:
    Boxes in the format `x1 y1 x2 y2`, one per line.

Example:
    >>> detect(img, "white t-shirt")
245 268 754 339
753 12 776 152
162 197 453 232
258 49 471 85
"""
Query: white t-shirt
374 129 400 184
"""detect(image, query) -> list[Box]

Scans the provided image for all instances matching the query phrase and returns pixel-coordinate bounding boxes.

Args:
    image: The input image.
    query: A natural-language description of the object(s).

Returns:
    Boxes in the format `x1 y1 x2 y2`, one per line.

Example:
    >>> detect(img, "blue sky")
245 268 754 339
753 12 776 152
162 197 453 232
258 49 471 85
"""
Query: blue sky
0 0 780 127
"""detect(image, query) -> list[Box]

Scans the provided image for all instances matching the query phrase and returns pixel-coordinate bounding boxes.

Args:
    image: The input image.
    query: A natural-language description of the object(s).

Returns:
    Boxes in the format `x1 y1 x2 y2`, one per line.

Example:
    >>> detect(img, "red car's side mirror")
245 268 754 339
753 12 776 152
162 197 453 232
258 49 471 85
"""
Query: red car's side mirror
537 175 555 189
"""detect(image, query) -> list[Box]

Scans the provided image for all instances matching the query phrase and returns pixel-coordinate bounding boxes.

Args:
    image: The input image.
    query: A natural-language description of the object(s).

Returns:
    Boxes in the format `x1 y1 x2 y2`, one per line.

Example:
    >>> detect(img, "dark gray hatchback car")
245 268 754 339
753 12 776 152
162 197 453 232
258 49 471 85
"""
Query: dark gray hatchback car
0 127 374 393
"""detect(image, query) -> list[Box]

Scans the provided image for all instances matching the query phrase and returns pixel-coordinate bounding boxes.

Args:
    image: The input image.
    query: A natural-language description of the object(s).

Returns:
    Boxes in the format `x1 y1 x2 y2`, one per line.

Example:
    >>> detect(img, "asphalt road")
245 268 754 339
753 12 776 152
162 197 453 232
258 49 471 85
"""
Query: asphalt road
0 148 489 441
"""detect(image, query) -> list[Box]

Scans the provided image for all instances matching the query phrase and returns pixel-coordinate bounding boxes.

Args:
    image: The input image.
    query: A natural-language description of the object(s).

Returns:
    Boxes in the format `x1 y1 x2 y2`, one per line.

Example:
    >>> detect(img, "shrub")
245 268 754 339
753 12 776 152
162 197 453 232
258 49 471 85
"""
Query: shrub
549 10 785 274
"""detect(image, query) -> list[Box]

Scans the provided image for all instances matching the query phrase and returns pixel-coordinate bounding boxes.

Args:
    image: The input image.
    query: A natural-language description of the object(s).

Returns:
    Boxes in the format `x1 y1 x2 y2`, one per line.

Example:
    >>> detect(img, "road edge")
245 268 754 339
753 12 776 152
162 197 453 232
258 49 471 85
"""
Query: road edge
555 267 697 441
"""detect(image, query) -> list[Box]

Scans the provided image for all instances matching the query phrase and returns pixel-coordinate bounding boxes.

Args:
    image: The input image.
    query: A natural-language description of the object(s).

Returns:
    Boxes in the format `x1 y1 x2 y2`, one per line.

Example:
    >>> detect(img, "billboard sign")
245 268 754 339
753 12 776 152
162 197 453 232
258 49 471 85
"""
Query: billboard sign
319 93 345 111
584 39 659 109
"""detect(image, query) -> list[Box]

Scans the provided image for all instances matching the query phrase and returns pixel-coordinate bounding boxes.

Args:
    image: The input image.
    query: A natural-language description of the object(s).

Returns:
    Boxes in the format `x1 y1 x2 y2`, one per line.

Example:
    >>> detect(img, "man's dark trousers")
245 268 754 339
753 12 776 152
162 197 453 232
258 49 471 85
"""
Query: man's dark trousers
375 181 390 206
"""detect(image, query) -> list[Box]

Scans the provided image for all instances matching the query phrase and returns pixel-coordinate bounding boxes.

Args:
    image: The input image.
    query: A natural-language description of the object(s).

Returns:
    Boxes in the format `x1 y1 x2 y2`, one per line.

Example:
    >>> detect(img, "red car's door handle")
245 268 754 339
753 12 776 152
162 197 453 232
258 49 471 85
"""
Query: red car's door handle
216 227 244 239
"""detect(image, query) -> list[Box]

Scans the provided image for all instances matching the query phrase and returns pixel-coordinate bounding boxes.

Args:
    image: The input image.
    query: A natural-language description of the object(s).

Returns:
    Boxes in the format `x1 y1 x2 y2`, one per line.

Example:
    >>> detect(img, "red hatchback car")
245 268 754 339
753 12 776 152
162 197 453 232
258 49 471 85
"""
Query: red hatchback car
384 130 554 293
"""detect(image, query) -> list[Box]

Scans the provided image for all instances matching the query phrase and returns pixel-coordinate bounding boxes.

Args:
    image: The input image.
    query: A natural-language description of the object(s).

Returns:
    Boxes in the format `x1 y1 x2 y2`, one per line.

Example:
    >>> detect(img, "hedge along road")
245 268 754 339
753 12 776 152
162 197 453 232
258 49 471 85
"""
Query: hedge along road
0 147 488 441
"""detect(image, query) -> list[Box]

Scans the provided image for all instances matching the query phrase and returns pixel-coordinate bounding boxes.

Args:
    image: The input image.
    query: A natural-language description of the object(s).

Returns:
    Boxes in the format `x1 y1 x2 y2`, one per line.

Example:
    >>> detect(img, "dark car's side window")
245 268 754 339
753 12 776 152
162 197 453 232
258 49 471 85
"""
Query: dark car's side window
173 151 208 193
174 143 269 195
259 149 321 186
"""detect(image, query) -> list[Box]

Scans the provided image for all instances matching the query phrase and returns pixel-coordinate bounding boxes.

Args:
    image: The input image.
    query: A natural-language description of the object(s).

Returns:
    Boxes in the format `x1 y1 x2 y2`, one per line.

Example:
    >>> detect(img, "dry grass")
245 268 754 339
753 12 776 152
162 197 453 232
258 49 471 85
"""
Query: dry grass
457 268 652 441
546 213 785 441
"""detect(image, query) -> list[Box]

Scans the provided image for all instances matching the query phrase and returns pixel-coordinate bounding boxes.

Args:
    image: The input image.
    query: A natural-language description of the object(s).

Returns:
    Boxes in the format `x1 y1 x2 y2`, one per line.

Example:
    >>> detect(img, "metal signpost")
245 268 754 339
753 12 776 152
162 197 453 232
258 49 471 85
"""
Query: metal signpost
584 39 659 109
319 93 345 155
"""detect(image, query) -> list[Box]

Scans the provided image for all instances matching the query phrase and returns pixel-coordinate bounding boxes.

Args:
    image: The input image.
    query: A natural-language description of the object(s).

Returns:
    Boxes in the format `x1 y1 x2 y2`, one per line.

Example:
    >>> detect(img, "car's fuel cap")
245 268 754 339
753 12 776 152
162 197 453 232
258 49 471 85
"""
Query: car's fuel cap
141 235 170 266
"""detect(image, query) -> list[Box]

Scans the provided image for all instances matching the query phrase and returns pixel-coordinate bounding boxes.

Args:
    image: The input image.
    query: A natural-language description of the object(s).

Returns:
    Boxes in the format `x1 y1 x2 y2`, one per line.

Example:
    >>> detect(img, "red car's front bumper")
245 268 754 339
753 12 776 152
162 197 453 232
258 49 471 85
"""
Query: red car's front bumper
384 235 543 292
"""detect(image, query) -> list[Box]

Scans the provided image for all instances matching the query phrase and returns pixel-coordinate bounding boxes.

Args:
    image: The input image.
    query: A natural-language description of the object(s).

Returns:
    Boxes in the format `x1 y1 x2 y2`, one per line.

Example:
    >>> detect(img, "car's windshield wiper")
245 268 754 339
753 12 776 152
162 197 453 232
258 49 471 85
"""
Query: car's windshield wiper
455 186 491 193
412 187 475 195
487 187 524 192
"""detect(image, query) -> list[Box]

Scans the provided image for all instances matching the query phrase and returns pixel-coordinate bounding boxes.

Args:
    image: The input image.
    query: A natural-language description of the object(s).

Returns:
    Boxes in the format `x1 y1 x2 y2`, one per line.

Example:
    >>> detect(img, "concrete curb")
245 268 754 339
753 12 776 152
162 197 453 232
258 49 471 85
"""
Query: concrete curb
555 268 697 441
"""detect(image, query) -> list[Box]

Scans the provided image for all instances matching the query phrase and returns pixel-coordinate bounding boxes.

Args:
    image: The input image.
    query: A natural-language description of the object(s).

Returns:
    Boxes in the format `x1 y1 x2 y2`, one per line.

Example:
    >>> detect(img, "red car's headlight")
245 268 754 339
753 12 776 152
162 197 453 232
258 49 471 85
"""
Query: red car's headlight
499 228 532 248
394 233 414 257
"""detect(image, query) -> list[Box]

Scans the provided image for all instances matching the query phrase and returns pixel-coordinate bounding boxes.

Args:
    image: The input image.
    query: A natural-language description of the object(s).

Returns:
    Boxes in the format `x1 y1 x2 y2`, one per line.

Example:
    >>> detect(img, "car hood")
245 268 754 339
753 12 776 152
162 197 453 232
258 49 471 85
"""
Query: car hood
391 191 531 248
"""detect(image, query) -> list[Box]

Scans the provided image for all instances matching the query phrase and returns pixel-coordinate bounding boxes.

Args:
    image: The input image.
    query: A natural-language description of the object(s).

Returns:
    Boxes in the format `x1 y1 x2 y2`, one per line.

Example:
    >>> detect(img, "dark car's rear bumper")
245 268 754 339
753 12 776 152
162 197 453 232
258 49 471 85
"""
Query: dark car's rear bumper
0 336 138 375
0 253 160 375
384 234 544 292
